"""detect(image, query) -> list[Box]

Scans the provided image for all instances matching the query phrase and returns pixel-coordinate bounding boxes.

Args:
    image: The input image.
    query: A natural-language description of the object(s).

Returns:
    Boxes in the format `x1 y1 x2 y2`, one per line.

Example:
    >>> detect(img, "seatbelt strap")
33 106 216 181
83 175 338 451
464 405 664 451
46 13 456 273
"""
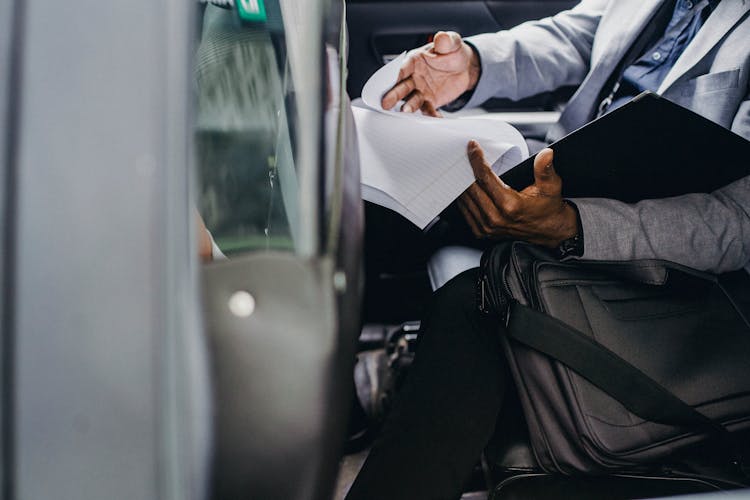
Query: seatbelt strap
505 301 744 469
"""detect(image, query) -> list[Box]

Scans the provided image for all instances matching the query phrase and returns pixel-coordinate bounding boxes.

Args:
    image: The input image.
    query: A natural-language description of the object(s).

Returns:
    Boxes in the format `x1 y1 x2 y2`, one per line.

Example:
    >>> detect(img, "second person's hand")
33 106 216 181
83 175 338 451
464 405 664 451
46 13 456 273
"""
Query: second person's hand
381 31 480 117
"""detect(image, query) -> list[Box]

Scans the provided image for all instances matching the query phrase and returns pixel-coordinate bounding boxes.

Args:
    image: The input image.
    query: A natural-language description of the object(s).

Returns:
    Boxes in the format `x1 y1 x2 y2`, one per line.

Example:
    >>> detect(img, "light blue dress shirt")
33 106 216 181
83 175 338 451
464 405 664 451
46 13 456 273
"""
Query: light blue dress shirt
609 0 720 111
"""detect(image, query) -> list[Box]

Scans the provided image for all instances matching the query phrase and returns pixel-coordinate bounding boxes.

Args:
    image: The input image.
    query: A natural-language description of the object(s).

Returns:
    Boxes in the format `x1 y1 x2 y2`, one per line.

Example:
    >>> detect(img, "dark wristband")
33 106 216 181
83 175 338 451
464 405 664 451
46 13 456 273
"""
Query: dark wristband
557 201 584 258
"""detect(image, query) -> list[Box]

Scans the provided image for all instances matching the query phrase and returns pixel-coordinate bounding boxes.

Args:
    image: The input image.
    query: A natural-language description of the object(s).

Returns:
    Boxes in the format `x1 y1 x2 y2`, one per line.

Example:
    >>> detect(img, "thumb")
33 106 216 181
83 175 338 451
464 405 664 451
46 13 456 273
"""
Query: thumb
532 148 561 195
433 31 462 55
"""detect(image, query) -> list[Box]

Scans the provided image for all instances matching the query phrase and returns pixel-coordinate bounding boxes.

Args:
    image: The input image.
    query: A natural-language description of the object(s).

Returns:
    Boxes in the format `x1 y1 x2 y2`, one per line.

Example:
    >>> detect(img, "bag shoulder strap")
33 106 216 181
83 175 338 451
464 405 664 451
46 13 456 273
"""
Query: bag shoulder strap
506 302 743 466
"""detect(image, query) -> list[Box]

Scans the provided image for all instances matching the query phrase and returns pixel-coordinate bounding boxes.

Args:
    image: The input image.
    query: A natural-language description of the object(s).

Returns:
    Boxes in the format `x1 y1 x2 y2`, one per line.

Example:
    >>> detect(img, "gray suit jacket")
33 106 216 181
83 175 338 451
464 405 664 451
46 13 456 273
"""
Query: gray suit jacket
465 0 750 273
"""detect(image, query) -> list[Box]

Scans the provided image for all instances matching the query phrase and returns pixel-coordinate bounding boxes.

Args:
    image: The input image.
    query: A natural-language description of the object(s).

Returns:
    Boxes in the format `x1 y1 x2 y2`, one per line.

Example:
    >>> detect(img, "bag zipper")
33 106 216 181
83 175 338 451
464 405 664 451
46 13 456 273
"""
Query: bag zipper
478 247 512 318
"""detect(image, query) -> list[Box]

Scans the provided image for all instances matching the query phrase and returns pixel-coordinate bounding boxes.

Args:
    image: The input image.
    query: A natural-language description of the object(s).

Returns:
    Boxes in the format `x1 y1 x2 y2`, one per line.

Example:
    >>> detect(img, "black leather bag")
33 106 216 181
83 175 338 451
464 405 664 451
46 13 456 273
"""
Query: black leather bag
478 242 750 476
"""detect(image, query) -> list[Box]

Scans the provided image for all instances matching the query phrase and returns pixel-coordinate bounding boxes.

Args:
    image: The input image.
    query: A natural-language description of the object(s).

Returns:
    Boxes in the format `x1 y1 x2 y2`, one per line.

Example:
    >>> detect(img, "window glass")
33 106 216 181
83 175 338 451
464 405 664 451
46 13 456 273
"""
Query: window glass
195 2 300 255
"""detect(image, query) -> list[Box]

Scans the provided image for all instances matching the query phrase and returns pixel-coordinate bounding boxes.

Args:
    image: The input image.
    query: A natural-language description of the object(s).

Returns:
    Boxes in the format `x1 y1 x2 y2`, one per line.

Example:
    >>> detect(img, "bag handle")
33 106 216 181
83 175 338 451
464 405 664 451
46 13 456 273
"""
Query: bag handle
557 260 671 286
506 301 745 470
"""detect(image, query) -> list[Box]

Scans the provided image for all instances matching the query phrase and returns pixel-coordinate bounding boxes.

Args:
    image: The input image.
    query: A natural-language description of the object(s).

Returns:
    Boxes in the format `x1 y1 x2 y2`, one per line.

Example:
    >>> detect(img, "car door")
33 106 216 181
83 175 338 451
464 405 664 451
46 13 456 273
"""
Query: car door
2 1 361 499
196 1 363 499
3 0 211 499
0 0 14 491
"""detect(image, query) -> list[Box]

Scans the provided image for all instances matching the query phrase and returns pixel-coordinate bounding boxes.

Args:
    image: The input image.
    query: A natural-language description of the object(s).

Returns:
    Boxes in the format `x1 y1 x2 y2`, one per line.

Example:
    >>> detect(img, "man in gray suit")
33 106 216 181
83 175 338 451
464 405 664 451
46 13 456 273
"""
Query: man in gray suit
382 0 750 274
346 2 750 499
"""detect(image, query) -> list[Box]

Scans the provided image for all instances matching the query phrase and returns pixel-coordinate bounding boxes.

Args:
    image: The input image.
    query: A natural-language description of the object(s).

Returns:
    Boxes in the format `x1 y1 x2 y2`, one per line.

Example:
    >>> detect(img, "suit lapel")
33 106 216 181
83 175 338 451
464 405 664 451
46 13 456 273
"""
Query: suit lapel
555 1 662 134
658 0 750 92
590 1 663 73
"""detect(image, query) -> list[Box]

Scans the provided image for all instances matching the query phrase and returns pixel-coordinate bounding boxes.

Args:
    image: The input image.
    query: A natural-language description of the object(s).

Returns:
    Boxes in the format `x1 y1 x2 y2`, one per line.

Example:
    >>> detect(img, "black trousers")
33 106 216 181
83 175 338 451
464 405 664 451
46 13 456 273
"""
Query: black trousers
346 269 510 500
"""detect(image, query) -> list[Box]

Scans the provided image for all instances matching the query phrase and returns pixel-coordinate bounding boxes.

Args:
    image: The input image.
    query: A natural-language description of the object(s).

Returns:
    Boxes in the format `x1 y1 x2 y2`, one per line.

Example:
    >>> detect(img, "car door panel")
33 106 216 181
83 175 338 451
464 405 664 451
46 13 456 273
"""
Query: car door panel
0 0 15 493
197 3 363 499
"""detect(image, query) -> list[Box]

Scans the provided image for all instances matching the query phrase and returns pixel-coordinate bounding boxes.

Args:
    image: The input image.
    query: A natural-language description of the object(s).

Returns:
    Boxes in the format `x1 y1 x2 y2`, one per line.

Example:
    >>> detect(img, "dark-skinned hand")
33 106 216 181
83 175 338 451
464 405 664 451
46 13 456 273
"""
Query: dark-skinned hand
457 141 579 248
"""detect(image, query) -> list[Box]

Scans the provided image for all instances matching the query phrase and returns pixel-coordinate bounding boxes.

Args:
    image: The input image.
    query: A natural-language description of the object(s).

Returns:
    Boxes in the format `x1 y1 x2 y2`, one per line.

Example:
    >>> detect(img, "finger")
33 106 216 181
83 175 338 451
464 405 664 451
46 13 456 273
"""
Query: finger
463 189 503 237
433 31 463 55
396 51 418 83
465 182 506 232
420 101 443 118
532 148 562 196
467 140 500 188
457 198 483 238
460 192 490 236
467 140 522 213
382 76 416 110
402 90 424 113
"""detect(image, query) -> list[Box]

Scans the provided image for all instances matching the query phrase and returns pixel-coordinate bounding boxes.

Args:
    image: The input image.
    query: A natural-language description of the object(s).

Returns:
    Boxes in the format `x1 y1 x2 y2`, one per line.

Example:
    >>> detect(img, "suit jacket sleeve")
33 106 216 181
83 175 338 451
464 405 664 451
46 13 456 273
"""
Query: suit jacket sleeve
463 0 610 107
571 91 750 274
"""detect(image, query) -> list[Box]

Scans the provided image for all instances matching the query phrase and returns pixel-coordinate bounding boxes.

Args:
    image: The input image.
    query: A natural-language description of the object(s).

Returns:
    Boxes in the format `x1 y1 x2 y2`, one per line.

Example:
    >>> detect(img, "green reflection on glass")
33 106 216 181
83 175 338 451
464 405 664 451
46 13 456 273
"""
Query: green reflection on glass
195 4 299 256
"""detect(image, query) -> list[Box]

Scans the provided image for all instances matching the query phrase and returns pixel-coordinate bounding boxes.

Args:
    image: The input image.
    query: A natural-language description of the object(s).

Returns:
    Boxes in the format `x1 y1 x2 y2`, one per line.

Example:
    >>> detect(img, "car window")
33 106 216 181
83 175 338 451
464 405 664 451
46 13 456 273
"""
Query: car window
195 2 301 255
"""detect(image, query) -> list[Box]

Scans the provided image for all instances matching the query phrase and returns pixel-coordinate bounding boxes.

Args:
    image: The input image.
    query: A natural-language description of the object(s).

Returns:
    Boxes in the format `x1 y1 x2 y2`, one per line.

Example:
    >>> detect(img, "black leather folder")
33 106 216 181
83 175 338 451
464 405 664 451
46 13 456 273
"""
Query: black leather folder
501 91 750 201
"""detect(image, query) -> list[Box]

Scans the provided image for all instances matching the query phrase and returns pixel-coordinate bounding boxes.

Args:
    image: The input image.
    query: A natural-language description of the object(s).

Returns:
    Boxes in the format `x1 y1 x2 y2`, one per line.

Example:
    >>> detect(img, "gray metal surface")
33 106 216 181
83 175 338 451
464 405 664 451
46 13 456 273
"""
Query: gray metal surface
11 1 209 500
0 0 16 494
279 0 325 256
0 0 11 232
203 253 339 500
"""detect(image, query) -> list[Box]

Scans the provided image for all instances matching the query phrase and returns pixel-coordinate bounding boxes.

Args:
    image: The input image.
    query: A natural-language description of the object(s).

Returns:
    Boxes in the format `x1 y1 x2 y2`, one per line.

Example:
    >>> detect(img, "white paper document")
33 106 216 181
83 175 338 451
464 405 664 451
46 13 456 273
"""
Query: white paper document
354 53 529 229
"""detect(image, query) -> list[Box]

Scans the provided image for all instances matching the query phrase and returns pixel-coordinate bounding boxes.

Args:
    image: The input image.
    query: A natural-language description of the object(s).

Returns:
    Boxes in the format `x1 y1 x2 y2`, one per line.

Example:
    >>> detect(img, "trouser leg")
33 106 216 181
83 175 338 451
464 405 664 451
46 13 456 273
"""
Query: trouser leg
346 269 508 500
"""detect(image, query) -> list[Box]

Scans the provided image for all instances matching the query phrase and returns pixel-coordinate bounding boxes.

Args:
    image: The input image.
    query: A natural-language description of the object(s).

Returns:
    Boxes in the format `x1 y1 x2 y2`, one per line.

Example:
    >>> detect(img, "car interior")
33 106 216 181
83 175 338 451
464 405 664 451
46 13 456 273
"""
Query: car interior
341 1 750 499
195 1 750 499
1 0 748 499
